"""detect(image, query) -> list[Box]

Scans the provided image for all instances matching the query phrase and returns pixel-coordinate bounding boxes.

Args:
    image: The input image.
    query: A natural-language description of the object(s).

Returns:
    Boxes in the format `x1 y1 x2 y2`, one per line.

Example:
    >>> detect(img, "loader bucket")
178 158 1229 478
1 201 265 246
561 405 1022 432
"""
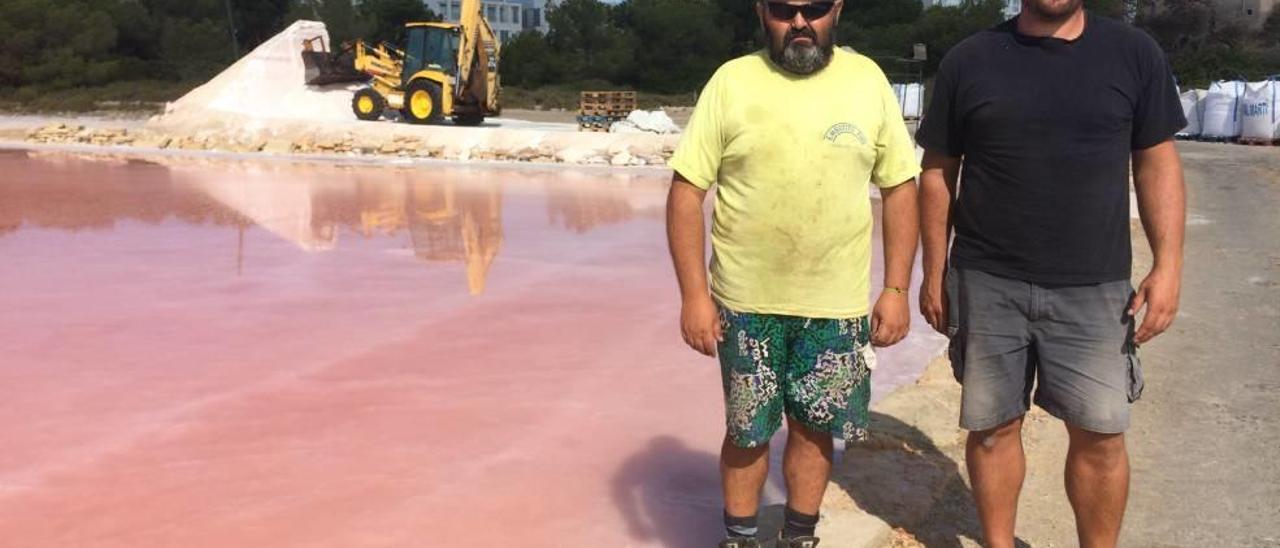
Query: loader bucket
302 49 368 86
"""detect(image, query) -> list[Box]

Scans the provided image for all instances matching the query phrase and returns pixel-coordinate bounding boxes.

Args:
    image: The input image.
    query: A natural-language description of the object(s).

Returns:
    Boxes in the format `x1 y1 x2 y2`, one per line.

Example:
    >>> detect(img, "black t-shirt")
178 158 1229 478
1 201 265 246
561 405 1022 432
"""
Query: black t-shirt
916 14 1185 285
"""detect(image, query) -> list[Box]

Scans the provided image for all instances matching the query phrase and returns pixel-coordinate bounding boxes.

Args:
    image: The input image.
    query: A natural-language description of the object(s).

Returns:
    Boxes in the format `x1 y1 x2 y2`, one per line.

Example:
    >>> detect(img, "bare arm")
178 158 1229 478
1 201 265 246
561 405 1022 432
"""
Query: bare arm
919 149 961 334
666 173 722 357
871 179 919 347
1129 139 1185 344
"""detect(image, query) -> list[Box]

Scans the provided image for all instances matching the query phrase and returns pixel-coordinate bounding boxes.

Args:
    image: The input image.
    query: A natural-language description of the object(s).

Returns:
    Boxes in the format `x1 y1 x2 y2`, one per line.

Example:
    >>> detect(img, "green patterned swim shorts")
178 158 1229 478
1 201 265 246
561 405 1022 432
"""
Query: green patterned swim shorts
717 308 873 448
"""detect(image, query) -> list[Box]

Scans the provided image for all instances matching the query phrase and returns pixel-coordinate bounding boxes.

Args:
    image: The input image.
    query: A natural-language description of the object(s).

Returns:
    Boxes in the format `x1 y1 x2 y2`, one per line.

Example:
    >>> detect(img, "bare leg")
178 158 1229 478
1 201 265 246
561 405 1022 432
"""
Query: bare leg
1065 425 1129 548
967 416 1026 548
722 435 770 518
782 416 834 515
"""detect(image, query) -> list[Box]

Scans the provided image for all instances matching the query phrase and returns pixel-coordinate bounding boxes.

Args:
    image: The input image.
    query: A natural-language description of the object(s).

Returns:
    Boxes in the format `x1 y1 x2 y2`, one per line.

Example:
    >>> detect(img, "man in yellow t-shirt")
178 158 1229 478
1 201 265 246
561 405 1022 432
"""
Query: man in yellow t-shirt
666 2 920 546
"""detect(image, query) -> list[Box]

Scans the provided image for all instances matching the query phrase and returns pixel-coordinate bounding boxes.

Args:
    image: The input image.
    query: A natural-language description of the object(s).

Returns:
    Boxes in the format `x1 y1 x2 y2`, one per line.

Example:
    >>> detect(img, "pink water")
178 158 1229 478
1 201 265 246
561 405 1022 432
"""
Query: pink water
0 150 944 547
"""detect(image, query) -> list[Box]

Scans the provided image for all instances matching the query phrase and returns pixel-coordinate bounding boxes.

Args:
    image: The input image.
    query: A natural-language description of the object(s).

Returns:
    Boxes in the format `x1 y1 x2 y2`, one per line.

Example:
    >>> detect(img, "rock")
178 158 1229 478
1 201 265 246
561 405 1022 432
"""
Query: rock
260 140 290 154
135 137 172 149
610 151 634 166
557 146 602 164
513 147 540 161
243 139 266 152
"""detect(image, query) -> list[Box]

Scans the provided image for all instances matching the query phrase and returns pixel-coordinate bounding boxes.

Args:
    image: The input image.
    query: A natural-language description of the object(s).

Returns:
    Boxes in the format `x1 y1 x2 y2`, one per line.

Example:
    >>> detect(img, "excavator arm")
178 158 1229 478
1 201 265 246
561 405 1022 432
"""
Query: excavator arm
455 0 501 114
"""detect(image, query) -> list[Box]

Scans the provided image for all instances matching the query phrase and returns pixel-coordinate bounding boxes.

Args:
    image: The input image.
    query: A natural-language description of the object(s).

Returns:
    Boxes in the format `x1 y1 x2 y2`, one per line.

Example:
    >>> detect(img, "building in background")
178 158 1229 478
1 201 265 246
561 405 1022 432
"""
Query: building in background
1218 0 1275 28
429 0 553 42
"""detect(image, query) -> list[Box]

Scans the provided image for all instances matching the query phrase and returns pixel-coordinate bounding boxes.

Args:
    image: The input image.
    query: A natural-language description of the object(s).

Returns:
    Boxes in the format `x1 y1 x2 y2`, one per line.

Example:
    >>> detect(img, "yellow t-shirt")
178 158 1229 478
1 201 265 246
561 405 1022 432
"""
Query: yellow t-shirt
669 49 920 318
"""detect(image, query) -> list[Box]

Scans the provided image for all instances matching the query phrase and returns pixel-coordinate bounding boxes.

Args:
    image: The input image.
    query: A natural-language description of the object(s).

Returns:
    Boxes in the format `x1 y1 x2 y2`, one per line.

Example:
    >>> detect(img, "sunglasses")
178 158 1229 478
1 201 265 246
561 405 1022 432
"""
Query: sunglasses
764 1 836 21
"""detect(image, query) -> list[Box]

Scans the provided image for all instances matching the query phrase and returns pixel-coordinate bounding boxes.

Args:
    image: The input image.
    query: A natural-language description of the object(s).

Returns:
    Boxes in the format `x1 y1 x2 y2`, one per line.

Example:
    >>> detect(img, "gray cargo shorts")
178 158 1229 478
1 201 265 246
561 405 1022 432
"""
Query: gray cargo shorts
946 268 1145 434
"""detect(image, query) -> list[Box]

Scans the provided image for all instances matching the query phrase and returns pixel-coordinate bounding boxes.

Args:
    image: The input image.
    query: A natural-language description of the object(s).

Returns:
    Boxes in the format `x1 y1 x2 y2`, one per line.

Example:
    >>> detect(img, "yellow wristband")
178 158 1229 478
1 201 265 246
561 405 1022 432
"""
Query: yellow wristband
884 286 908 295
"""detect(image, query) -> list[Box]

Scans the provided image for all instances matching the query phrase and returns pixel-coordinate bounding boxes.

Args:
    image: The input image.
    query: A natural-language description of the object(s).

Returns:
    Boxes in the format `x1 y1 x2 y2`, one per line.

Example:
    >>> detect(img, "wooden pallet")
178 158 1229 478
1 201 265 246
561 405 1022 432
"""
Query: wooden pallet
581 101 636 110
581 91 637 100
1238 137 1280 146
1195 136 1238 143
580 91 637 118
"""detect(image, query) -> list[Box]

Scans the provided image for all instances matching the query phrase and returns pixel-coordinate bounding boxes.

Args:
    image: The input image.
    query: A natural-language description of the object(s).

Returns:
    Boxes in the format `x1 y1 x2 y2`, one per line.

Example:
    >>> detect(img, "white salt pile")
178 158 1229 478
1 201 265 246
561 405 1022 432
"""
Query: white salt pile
609 110 681 135
152 20 361 137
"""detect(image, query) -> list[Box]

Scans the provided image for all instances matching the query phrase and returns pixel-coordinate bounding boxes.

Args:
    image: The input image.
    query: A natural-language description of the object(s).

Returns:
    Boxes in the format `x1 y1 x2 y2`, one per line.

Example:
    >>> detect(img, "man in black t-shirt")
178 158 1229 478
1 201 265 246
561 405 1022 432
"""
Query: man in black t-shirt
915 0 1187 545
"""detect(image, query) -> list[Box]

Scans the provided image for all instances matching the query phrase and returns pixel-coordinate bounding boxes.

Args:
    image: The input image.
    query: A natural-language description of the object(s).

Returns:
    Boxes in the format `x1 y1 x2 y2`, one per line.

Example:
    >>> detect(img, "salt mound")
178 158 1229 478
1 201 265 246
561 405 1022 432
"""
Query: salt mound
609 110 681 134
153 20 361 138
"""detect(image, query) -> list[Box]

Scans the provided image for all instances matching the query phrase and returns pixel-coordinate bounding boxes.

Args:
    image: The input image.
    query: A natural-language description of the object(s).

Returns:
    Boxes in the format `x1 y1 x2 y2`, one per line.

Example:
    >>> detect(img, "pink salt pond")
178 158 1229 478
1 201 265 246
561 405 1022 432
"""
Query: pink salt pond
0 150 944 547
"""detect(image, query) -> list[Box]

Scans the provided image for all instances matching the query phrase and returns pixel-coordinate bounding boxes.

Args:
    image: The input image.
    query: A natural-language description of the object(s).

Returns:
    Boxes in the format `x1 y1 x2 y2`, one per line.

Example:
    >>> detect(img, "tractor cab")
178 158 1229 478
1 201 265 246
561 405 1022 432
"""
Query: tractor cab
401 23 460 82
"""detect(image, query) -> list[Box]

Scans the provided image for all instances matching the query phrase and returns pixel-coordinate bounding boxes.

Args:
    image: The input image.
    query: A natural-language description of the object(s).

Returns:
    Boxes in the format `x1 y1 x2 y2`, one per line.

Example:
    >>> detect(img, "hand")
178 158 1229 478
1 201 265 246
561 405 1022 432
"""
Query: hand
871 290 910 347
681 295 723 357
920 274 947 336
1129 267 1181 344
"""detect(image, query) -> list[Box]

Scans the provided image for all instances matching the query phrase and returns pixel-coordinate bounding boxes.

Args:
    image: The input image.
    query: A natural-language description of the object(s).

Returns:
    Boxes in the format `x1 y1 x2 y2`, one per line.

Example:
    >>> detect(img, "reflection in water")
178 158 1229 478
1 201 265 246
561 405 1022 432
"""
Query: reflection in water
405 182 503 295
545 172 667 234
187 177 337 252
0 153 664 296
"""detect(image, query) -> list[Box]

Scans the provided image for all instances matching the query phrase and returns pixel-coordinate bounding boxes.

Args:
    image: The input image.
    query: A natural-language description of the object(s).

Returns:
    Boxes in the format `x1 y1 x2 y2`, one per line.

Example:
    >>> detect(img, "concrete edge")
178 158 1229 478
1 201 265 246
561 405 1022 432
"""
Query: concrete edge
0 139 677 176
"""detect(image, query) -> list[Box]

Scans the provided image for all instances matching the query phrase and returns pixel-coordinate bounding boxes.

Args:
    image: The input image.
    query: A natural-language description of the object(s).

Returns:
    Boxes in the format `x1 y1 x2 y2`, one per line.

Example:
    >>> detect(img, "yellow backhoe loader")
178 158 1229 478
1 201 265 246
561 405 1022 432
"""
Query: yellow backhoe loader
301 0 500 126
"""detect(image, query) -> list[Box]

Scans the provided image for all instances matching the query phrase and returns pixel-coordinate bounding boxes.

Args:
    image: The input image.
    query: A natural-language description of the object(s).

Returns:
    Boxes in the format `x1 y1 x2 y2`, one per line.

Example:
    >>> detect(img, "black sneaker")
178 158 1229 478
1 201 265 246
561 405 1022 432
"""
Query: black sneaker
718 537 760 548
777 536 820 548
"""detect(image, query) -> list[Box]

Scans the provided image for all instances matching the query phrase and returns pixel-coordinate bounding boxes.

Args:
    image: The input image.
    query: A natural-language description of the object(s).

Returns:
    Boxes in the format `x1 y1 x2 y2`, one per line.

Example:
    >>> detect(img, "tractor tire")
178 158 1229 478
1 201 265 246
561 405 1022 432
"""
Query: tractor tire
401 80 444 125
352 88 384 121
452 113 485 127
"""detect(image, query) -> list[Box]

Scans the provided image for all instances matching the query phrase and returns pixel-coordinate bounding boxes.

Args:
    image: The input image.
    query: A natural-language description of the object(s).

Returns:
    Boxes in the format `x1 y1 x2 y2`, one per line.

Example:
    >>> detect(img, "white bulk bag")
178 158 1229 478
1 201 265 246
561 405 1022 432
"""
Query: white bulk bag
1177 89 1205 138
891 83 923 119
1241 79 1279 141
902 83 923 119
1202 81 1244 139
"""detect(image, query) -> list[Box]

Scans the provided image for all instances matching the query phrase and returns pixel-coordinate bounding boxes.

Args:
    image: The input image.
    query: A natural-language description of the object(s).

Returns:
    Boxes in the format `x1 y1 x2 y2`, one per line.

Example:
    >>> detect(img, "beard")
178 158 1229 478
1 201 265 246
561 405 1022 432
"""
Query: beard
768 25 835 75
1023 0 1084 21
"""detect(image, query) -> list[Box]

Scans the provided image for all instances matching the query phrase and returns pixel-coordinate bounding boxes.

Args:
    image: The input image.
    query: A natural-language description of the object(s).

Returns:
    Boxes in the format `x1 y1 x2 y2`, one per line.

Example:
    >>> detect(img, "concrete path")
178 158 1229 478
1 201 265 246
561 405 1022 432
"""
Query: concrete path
825 141 1280 547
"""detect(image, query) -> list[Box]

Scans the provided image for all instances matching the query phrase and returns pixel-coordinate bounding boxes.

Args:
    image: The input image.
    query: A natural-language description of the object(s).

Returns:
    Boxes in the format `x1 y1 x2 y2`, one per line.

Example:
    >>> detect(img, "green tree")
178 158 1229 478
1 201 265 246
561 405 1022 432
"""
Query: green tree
846 0 923 27
321 0 369 45
712 0 764 56
360 0 440 44
545 0 636 82
501 30 558 86
0 0 126 88
1135 0 1279 86
158 15 236 81
1085 0 1127 19
911 0 1005 71
231 0 292 50
1264 9 1280 43
615 0 733 92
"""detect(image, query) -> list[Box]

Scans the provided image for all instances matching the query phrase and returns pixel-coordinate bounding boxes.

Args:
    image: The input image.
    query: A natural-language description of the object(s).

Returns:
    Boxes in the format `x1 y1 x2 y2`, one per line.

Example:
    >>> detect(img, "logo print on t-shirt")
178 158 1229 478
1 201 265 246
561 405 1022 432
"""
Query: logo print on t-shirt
823 123 868 147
